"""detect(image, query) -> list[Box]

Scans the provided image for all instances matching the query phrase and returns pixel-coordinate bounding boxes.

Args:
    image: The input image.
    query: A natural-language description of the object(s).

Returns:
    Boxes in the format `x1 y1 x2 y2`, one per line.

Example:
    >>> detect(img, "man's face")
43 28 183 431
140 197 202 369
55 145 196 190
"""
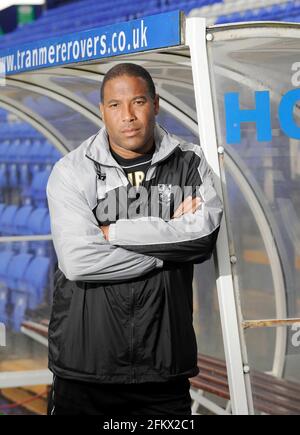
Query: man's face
100 74 159 153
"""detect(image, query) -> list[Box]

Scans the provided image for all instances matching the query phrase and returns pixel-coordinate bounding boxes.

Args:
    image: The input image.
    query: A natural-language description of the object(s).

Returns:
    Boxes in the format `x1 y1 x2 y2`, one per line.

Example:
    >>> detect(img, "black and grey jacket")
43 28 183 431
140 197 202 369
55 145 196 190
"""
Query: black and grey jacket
46 123 223 384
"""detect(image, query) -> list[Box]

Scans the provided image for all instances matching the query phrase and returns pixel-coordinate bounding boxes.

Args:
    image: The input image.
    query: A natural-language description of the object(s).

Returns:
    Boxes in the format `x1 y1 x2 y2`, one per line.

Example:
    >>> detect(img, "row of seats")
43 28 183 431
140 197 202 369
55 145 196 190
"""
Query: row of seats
22 169 52 206
0 123 49 139
0 250 52 331
217 1 300 24
0 140 61 164
1 0 299 51
0 122 60 194
0 203 50 236
0 0 222 49
0 111 7 122
0 160 54 190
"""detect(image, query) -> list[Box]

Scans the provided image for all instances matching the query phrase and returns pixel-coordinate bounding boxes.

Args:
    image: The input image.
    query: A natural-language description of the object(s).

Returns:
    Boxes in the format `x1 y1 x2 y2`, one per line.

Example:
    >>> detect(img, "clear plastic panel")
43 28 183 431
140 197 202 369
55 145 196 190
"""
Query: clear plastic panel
245 326 300 415
0 84 99 149
157 107 199 143
225 169 277 321
206 30 300 413
208 34 300 321
193 257 225 360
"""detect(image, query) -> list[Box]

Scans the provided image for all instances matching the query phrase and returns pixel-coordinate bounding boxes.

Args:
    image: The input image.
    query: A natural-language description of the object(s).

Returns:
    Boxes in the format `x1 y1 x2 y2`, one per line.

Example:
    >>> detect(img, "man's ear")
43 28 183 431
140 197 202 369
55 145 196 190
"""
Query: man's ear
154 94 160 115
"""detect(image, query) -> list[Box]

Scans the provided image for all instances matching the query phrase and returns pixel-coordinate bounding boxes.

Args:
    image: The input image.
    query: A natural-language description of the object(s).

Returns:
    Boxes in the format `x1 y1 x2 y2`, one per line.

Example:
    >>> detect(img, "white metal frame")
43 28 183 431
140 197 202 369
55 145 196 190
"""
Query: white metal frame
190 387 231 415
186 16 252 415
0 370 52 389
0 0 45 12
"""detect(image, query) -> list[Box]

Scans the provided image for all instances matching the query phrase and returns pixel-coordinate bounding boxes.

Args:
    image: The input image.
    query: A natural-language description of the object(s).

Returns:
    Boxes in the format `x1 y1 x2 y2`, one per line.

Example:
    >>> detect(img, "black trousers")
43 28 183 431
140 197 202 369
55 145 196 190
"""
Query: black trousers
47 375 192 415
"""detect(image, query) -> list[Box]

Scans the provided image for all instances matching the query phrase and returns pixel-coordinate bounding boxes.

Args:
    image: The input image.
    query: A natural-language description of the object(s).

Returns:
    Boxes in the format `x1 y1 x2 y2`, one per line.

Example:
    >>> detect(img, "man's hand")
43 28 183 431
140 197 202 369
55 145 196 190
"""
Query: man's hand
100 225 110 241
172 195 202 219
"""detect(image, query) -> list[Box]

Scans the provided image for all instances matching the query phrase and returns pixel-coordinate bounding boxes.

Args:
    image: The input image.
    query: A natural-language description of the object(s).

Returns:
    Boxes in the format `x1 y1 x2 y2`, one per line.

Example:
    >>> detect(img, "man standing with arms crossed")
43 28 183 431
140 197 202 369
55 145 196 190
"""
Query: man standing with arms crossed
46 63 223 415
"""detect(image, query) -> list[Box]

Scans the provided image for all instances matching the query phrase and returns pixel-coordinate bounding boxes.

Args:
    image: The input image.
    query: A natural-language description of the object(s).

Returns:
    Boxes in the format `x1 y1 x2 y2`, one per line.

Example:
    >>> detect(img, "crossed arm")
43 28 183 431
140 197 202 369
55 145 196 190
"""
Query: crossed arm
46 162 163 282
47 148 223 282
101 147 223 264
100 195 201 240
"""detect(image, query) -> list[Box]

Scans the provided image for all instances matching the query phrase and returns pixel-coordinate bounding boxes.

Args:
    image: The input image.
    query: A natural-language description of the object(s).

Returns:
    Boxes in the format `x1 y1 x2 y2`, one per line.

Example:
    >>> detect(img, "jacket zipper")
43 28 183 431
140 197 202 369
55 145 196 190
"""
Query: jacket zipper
130 286 137 383
87 153 159 385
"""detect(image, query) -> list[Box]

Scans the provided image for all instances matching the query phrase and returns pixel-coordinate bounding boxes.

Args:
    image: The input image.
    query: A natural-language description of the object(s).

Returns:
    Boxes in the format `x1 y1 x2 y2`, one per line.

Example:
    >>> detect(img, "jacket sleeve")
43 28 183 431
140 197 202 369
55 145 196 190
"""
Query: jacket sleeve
46 160 163 282
109 144 223 264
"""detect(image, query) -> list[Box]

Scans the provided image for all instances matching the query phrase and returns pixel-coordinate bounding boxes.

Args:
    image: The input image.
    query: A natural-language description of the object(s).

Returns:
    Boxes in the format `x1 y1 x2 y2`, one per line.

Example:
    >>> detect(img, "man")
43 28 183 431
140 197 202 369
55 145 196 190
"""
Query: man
46 63 223 415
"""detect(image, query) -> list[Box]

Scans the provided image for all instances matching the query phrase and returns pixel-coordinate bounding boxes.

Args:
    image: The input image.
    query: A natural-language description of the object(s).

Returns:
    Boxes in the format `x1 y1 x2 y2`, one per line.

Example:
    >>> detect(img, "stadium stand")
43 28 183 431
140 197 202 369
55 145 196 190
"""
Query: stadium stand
0 0 223 49
0 0 300 52
0 106 59 331
216 1 300 24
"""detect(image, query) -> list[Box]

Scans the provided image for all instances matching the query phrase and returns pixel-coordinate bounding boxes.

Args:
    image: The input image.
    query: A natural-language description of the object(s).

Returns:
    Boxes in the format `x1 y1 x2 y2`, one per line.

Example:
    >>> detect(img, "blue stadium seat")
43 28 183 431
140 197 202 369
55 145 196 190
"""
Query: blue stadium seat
8 163 18 188
7 253 50 329
19 163 31 187
27 207 49 235
20 255 51 309
14 205 34 235
41 213 51 234
30 169 51 207
0 204 7 222
0 165 7 189
0 205 19 235
0 142 10 188
6 253 33 330
41 142 55 166
0 250 14 321
18 140 33 186
0 109 7 121
6 253 33 291
0 252 31 330
39 213 53 256
0 285 8 323
51 147 62 163
0 250 14 282
12 293 27 331
29 140 44 177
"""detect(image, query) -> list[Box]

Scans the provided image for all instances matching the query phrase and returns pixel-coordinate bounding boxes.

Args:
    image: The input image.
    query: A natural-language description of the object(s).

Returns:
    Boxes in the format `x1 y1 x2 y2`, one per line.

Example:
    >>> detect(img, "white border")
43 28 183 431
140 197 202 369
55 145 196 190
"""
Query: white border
0 1 45 12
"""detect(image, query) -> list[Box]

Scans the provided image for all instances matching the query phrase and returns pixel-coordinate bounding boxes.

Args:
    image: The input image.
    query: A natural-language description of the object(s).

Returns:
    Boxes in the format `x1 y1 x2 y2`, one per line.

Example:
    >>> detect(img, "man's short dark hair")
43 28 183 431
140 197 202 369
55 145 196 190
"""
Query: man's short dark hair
100 63 156 102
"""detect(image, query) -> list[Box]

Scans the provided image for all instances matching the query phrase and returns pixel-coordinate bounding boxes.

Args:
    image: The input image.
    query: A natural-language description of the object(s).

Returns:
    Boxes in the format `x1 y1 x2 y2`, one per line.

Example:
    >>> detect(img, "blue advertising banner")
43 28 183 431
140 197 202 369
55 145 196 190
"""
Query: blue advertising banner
0 10 183 76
